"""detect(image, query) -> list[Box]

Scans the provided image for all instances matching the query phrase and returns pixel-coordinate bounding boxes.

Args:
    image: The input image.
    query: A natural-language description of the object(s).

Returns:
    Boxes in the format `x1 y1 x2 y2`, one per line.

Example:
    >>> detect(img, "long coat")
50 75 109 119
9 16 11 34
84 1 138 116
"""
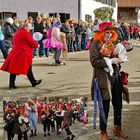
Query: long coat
89 40 111 100
63 109 74 129
0 28 38 75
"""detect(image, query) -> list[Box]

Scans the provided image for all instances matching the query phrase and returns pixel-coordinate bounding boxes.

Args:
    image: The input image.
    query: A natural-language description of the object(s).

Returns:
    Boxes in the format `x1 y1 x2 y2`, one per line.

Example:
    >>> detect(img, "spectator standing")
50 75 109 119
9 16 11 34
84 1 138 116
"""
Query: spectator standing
39 17 49 57
3 18 14 52
61 20 73 52
75 20 83 51
12 17 19 32
33 15 42 57
0 25 8 59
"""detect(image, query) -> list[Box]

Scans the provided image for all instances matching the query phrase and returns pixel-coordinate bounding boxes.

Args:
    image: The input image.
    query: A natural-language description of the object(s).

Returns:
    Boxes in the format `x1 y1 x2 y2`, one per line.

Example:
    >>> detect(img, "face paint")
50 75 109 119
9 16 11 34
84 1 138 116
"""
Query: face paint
103 31 113 42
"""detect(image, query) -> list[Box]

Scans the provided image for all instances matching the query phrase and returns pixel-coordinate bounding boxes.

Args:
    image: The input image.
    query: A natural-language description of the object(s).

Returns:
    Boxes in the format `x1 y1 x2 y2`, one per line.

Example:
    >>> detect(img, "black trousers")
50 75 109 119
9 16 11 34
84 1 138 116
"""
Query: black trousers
100 76 122 131
56 121 62 131
43 119 51 133
9 65 36 86
7 130 14 140
65 127 72 136
56 117 63 131
51 120 55 131
18 131 28 140
112 75 122 126
100 100 110 131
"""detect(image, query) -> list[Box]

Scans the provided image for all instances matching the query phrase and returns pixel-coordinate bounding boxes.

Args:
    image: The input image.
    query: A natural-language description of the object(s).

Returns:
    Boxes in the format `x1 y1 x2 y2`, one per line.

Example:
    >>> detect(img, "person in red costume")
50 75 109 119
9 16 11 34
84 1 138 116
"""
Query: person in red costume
0 20 42 89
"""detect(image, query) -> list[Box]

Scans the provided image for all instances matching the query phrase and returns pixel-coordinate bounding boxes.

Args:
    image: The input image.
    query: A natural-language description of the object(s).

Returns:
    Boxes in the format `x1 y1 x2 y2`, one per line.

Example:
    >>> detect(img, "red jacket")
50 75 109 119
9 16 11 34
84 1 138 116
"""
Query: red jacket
0 28 38 75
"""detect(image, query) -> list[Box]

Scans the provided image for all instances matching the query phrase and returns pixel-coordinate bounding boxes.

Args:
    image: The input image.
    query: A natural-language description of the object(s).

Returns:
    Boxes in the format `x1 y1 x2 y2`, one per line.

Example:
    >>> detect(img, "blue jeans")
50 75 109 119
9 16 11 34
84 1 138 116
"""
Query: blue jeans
39 41 48 57
33 48 38 56
67 39 73 52
0 40 8 59
81 36 87 50
75 35 82 51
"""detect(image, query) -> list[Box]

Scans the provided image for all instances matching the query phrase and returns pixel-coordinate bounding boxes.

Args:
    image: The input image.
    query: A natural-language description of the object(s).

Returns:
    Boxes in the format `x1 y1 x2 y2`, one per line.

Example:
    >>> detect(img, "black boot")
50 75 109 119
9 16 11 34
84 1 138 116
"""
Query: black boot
71 134 75 140
27 66 42 87
30 130 34 137
32 79 42 87
56 60 60 64
34 129 37 136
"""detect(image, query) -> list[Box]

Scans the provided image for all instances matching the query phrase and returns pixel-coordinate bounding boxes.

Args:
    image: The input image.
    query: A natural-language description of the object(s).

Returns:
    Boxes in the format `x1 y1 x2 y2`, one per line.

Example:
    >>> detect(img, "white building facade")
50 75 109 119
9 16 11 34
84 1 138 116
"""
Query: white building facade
0 0 117 22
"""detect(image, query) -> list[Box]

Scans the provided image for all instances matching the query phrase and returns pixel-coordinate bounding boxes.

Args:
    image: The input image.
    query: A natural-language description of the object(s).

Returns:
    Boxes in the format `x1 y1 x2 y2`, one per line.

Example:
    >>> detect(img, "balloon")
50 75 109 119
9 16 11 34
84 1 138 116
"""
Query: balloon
33 32 43 41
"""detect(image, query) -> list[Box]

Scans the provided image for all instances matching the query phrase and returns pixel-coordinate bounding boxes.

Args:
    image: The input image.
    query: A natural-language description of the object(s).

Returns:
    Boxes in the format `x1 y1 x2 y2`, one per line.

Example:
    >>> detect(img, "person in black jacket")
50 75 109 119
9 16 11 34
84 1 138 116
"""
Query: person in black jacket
118 23 128 41
12 109 29 140
33 15 42 57
3 18 14 52
41 106 52 136
39 18 50 57
4 107 16 140
75 20 83 51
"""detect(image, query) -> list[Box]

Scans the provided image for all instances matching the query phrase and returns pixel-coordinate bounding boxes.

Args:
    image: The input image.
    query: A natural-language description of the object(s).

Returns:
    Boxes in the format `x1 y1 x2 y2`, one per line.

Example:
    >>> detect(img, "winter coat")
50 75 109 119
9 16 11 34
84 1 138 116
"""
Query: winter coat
0 28 38 75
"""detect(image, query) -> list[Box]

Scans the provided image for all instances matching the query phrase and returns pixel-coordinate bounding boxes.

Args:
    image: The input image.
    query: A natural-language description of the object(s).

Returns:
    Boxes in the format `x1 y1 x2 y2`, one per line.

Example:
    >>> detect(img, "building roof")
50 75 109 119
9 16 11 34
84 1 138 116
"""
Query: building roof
118 0 140 7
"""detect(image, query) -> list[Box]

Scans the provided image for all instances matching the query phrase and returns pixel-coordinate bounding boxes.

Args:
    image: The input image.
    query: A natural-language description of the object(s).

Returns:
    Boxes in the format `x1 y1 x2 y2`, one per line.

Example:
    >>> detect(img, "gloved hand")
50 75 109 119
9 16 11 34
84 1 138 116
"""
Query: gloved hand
104 57 114 76
110 58 122 64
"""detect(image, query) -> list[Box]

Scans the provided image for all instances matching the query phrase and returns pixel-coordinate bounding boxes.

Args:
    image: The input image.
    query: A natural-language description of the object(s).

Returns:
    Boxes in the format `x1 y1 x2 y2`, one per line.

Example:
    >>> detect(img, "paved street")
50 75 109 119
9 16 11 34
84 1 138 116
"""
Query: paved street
88 40 140 140
0 51 91 140
0 40 140 140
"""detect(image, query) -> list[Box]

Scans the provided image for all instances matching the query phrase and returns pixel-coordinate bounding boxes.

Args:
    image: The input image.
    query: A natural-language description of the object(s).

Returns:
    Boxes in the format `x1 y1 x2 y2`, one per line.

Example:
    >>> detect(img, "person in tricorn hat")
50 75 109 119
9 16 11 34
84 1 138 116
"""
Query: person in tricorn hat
89 21 128 140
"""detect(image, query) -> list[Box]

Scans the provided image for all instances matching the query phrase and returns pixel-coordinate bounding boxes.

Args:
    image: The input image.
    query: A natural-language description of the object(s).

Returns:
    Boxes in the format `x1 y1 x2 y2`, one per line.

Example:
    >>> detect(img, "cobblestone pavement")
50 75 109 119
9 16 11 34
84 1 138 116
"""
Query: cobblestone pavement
0 40 140 139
